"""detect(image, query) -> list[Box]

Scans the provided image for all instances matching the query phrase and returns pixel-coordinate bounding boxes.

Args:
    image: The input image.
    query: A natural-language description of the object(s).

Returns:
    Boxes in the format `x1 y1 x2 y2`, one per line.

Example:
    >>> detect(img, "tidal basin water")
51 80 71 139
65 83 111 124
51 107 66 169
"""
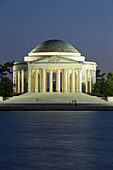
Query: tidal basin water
0 111 113 170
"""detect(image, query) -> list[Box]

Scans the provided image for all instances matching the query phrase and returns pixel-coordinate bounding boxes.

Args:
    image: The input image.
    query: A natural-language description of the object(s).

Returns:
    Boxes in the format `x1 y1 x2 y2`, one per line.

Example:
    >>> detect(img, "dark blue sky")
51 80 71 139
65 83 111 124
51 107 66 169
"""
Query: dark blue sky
0 0 113 73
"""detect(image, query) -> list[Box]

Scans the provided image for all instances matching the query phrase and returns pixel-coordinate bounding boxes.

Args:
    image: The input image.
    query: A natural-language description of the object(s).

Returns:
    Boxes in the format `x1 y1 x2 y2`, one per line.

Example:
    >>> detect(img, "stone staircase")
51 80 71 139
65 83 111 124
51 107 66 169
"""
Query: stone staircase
2 92 110 104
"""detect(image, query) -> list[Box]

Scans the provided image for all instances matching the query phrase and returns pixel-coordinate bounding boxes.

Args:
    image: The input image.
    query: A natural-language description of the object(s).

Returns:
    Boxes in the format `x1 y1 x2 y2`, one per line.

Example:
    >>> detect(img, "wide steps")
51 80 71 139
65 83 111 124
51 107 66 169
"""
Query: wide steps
2 93 109 104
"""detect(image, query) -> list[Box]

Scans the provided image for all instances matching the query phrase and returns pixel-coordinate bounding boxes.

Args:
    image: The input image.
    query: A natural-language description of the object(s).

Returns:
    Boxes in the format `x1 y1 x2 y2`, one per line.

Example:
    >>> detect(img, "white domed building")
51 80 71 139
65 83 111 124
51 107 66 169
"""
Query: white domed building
13 39 97 96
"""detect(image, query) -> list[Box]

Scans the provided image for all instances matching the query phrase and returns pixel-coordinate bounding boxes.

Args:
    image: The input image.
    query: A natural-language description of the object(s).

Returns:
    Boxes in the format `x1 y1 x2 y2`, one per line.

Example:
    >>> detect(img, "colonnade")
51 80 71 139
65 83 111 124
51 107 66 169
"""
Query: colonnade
13 70 24 93
86 69 96 93
28 68 82 93
13 68 96 94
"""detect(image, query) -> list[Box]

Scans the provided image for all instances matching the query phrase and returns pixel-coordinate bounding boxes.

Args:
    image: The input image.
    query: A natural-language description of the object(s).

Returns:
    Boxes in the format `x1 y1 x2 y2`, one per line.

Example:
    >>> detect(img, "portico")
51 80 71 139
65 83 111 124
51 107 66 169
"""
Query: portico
27 67 82 93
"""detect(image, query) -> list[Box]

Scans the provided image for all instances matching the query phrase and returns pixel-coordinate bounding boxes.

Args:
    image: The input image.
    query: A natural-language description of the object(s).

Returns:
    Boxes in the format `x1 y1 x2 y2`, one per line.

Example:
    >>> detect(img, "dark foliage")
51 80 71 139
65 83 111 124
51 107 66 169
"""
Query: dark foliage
0 61 14 97
93 70 113 97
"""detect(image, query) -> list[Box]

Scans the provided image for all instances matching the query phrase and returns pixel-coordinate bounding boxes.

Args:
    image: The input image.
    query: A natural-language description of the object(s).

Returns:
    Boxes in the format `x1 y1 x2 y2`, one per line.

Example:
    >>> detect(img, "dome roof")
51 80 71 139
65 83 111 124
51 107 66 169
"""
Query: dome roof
30 39 79 53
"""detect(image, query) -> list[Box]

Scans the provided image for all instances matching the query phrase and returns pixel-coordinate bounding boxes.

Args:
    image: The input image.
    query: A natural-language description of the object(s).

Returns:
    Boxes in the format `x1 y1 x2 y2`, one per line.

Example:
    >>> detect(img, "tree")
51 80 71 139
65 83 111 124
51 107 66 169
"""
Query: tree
92 70 113 97
0 61 14 97
0 61 14 79
104 73 113 97
0 83 5 96
1 77 13 97
92 70 106 95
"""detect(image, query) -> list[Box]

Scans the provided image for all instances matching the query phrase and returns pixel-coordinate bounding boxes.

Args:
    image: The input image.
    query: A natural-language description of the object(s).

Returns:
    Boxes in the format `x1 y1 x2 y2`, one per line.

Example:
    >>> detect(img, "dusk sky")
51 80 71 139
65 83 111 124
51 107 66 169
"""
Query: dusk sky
0 0 113 74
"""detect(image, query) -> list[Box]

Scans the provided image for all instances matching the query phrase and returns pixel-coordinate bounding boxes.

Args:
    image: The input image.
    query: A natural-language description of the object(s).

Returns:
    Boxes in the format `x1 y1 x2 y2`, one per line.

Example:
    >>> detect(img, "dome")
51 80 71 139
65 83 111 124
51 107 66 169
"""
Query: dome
25 39 84 62
30 39 79 53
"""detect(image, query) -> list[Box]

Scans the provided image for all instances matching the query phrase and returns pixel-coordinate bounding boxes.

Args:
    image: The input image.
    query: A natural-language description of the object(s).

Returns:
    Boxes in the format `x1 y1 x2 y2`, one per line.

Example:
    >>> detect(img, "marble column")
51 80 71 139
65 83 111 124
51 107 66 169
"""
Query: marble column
40 71 42 92
93 70 96 85
86 70 88 93
45 70 47 92
62 69 64 92
67 72 70 92
72 69 75 93
57 69 60 92
93 70 94 85
79 69 82 92
21 70 24 93
50 69 53 92
35 69 38 93
90 70 92 93
28 69 31 92
13 70 15 89
42 69 45 93
76 69 79 93
64 69 68 93
18 70 20 93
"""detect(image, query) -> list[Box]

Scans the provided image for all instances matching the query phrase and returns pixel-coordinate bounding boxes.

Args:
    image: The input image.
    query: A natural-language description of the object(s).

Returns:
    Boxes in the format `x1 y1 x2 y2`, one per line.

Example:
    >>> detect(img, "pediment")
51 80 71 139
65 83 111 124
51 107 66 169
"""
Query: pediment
30 55 82 63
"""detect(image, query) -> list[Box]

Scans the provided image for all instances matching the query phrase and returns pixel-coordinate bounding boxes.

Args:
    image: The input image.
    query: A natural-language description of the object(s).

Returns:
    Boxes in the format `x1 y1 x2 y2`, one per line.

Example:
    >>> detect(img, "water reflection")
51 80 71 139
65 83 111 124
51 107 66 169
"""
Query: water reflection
0 111 113 170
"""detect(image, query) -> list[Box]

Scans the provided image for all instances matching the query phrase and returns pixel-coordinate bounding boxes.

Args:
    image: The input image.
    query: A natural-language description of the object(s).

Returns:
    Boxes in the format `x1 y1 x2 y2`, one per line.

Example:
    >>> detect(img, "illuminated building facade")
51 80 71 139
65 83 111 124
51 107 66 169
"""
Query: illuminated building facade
13 40 97 94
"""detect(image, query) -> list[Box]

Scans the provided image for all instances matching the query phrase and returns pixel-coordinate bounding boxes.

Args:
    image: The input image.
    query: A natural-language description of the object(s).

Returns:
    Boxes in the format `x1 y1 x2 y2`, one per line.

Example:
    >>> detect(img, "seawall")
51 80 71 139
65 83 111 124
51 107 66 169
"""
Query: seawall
0 103 113 111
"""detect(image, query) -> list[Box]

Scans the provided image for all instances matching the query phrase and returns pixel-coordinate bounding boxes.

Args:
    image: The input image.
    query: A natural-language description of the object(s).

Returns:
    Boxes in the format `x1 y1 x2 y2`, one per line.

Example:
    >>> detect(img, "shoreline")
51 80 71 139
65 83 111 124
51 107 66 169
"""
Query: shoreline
0 103 113 111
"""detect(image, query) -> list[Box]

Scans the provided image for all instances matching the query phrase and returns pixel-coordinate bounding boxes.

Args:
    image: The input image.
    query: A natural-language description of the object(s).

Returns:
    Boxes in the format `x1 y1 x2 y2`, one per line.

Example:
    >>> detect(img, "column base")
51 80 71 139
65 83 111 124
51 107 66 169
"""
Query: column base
28 91 32 93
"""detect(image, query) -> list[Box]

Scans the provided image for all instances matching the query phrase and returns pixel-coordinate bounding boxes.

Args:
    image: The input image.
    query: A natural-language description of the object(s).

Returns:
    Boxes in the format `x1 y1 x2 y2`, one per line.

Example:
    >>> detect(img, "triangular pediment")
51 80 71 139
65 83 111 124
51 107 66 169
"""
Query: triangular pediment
30 55 82 63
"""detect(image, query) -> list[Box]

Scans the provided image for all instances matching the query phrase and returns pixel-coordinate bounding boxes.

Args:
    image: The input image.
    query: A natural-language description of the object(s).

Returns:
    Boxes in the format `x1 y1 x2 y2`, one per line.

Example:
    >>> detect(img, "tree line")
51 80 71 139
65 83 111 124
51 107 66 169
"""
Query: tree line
92 70 113 97
0 61 14 97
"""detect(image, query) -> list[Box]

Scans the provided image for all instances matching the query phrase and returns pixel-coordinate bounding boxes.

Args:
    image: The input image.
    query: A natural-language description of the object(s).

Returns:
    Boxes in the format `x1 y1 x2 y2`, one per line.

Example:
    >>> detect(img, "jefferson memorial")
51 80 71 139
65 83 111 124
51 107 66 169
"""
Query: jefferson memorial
13 39 97 95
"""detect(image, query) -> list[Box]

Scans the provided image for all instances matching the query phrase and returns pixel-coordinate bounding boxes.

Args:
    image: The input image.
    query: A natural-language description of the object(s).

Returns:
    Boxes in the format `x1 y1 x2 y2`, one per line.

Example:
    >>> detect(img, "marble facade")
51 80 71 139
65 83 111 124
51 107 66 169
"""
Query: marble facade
13 40 97 94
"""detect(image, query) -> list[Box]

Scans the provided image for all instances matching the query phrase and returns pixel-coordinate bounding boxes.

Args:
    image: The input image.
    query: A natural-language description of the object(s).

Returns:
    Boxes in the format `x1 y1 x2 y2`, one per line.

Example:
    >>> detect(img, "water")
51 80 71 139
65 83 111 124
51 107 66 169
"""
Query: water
0 111 113 170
